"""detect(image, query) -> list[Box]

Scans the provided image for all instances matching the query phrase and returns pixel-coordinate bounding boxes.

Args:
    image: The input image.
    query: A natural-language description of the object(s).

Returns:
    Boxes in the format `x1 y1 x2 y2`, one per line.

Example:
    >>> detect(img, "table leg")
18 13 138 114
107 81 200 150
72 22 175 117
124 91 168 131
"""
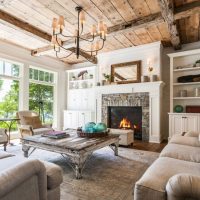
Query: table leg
109 141 119 156
22 145 30 158
114 142 119 156
75 164 82 179
61 153 92 179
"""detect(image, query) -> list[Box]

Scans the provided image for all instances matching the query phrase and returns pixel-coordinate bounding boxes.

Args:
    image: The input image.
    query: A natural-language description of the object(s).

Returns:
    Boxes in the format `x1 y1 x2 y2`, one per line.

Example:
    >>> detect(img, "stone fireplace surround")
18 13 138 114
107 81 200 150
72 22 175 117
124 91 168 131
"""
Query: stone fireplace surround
102 93 149 141
95 81 165 143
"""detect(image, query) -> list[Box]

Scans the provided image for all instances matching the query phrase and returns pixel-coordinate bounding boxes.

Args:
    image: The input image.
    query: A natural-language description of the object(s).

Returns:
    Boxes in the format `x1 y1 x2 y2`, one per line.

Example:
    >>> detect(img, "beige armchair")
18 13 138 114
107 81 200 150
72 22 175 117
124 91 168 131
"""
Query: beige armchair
0 129 8 151
17 111 53 138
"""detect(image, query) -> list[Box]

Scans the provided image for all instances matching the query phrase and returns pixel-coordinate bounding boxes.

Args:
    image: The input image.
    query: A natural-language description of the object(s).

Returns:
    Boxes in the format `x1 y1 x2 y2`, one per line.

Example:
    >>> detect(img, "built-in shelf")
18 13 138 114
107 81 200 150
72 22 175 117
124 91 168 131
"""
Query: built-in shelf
173 66 200 72
69 79 93 83
173 82 200 86
173 97 200 100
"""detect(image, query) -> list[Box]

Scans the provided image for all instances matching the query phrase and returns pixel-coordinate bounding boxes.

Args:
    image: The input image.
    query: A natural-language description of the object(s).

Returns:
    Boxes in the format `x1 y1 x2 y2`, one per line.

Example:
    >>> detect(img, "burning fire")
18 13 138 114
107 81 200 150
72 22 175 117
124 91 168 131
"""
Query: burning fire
119 118 131 129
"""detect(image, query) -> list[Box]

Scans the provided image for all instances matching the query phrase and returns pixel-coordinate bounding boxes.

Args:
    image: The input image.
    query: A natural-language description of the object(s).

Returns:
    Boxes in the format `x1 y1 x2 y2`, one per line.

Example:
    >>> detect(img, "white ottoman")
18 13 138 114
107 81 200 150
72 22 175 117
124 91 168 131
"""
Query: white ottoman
109 128 134 146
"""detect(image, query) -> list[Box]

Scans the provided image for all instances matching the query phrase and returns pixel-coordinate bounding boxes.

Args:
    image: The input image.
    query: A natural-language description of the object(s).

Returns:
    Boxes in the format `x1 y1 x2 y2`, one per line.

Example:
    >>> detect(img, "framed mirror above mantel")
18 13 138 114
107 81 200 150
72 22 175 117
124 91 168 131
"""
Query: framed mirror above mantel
111 60 141 84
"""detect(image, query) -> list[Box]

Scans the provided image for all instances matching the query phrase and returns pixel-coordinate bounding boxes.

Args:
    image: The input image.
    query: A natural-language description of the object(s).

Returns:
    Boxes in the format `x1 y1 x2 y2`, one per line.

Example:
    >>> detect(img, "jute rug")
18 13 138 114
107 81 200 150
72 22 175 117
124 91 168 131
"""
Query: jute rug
5 145 159 200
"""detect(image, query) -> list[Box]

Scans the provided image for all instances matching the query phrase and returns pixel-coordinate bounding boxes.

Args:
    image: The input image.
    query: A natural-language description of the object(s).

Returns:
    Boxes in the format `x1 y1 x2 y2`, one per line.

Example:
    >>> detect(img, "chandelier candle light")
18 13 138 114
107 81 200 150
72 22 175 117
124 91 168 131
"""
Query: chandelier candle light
51 6 107 61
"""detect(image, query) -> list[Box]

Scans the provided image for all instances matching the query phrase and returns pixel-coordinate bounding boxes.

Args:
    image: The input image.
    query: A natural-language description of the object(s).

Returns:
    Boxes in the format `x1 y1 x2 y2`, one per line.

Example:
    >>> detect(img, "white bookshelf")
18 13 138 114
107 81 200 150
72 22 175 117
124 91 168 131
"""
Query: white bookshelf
168 49 200 138
168 49 200 113
67 66 96 90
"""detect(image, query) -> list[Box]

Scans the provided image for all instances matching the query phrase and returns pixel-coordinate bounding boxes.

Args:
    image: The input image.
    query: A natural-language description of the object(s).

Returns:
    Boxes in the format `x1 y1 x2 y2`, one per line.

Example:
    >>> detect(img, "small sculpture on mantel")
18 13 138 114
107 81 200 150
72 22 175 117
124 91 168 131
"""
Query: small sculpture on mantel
78 70 88 80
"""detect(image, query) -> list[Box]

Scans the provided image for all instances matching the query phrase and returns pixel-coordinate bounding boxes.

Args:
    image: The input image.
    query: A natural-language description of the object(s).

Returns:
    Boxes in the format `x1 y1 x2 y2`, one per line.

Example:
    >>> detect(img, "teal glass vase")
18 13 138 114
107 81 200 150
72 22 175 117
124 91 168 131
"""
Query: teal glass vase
94 123 107 133
82 122 96 133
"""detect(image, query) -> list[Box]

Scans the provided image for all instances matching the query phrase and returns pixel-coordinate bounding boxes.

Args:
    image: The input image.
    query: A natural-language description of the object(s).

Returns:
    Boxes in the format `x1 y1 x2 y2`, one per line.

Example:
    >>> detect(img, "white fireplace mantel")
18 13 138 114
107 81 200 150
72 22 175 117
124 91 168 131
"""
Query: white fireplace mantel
95 81 165 143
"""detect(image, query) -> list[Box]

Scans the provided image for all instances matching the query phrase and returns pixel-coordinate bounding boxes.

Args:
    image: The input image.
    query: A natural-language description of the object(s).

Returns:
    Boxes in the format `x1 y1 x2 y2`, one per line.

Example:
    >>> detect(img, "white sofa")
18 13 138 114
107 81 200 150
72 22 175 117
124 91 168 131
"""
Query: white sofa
134 132 200 200
0 151 63 200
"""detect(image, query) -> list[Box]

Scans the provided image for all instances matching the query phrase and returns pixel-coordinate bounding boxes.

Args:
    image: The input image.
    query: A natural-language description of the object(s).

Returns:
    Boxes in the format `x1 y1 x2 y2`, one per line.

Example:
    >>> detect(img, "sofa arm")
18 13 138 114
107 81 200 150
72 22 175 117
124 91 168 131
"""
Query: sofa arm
0 159 47 200
166 173 200 200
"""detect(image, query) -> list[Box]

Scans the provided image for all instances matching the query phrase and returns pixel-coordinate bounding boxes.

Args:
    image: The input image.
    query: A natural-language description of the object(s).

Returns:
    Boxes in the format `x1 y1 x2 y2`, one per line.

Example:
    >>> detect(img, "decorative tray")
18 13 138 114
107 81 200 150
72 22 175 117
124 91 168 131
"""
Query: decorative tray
77 130 109 138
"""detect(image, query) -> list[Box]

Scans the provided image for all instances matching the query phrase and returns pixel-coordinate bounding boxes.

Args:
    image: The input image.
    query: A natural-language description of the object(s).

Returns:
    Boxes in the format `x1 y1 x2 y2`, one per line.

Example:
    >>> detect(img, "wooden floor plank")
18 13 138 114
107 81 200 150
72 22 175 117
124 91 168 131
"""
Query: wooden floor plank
129 139 167 153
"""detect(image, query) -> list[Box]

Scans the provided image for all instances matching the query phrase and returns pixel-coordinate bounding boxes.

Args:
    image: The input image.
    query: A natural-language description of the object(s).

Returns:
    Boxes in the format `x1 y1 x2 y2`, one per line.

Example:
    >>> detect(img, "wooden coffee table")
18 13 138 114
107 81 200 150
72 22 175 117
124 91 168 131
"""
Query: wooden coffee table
22 132 120 179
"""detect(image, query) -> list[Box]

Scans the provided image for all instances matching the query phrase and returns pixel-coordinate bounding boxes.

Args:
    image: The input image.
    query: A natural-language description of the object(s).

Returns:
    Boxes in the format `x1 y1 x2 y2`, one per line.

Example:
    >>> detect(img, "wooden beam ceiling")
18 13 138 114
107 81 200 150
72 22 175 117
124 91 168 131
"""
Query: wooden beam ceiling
158 0 181 50
0 9 97 64
32 2 200 56
32 12 164 56
0 1 199 62
0 10 52 43
174 1 200 20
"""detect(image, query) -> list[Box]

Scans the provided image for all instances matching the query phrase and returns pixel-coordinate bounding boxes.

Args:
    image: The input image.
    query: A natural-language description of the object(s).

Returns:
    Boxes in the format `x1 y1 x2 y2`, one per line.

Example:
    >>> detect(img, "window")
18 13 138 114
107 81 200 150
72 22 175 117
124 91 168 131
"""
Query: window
29 67 55 124
0 60 21 130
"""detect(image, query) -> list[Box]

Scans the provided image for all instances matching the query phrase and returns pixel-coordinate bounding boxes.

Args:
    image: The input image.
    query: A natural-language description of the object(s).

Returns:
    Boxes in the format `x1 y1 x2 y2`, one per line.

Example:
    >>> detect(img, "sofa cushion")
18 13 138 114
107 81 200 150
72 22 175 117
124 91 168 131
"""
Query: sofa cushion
160 143 200 163
169 135 200 147
0 151 14 159
42 161 63 190
184 131 200 138
134 157 200 200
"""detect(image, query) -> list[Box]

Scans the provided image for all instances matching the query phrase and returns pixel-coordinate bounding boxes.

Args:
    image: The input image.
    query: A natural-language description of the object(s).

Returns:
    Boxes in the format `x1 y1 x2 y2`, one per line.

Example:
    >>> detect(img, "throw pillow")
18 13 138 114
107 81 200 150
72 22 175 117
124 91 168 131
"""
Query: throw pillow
23 116 42 129
184 131 200 137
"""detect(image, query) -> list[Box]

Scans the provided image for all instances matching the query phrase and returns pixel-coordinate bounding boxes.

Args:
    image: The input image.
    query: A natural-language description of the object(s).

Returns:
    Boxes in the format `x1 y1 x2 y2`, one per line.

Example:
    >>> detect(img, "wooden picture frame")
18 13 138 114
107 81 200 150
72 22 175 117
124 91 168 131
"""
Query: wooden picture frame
111 60 141 84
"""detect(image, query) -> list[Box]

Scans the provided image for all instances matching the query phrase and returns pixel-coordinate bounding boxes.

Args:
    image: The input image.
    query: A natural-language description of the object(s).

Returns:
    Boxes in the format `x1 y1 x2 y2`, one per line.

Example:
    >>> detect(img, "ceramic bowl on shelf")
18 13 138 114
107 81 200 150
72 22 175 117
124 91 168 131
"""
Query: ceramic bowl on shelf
174 105 184 113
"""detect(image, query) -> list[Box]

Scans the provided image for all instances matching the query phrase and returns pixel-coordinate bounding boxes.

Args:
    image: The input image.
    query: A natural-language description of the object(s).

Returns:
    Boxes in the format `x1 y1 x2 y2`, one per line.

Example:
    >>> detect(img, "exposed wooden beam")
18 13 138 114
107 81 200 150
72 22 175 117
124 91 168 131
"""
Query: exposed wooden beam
32 12 164 55
157 0 181 50
0 10 97 63
67 47 98 64
0 10 52 43
34 1 199 56
174 1 200 20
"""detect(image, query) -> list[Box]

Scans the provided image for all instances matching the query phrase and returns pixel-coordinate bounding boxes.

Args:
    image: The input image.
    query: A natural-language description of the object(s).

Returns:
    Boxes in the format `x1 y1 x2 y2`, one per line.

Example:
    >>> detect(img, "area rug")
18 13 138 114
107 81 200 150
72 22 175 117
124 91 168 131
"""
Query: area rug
5 145 159 200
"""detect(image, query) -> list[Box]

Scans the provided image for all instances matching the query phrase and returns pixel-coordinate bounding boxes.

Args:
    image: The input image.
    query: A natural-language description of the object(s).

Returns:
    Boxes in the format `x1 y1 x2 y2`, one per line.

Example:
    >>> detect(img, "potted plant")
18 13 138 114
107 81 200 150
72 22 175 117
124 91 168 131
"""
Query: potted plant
102 73 111 85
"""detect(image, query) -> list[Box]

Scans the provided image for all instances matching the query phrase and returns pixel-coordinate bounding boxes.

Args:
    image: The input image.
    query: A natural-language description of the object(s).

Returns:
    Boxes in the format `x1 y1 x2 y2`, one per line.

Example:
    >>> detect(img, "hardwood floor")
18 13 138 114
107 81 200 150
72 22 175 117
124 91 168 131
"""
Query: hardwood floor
127 139 167 153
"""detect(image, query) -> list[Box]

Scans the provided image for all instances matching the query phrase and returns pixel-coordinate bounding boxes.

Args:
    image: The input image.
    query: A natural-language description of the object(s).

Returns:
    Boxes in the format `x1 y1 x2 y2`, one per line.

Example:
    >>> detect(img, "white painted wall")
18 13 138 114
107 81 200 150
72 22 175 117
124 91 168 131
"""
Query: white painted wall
0 40 70 130
71 41 200 141
97 42 162 82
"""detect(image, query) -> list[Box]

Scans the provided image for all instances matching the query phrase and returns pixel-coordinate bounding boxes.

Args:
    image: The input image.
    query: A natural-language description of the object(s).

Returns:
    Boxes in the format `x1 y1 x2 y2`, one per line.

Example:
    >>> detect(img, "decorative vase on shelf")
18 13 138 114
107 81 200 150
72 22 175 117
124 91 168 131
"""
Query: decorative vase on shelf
174 105 184 113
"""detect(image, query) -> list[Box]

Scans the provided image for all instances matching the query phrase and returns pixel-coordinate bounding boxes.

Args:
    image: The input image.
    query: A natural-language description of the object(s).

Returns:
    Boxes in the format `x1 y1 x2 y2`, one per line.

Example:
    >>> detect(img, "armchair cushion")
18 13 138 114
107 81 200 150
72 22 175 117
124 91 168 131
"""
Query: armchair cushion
23 116 42 129
33 128 53 135
0 129 8 143
166 173 200 200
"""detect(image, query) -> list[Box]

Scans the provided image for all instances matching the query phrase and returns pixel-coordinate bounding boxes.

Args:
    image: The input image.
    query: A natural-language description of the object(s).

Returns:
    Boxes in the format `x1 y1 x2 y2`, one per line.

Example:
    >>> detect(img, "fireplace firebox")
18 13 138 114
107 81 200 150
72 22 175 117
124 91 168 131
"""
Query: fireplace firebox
107 106 142 140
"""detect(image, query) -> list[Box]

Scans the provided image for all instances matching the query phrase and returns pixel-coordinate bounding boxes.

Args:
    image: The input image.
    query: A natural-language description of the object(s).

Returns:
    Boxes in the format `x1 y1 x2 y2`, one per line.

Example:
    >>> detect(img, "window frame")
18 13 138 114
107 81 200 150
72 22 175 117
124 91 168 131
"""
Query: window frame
28 66 57 125
0 58 23 119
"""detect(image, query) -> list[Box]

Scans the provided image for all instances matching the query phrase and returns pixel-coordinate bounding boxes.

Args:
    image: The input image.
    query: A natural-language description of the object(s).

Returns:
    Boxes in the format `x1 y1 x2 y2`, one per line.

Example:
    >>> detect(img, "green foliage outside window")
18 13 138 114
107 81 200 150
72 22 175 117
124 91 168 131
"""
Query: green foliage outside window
0 64 20 130
29 83 54 124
